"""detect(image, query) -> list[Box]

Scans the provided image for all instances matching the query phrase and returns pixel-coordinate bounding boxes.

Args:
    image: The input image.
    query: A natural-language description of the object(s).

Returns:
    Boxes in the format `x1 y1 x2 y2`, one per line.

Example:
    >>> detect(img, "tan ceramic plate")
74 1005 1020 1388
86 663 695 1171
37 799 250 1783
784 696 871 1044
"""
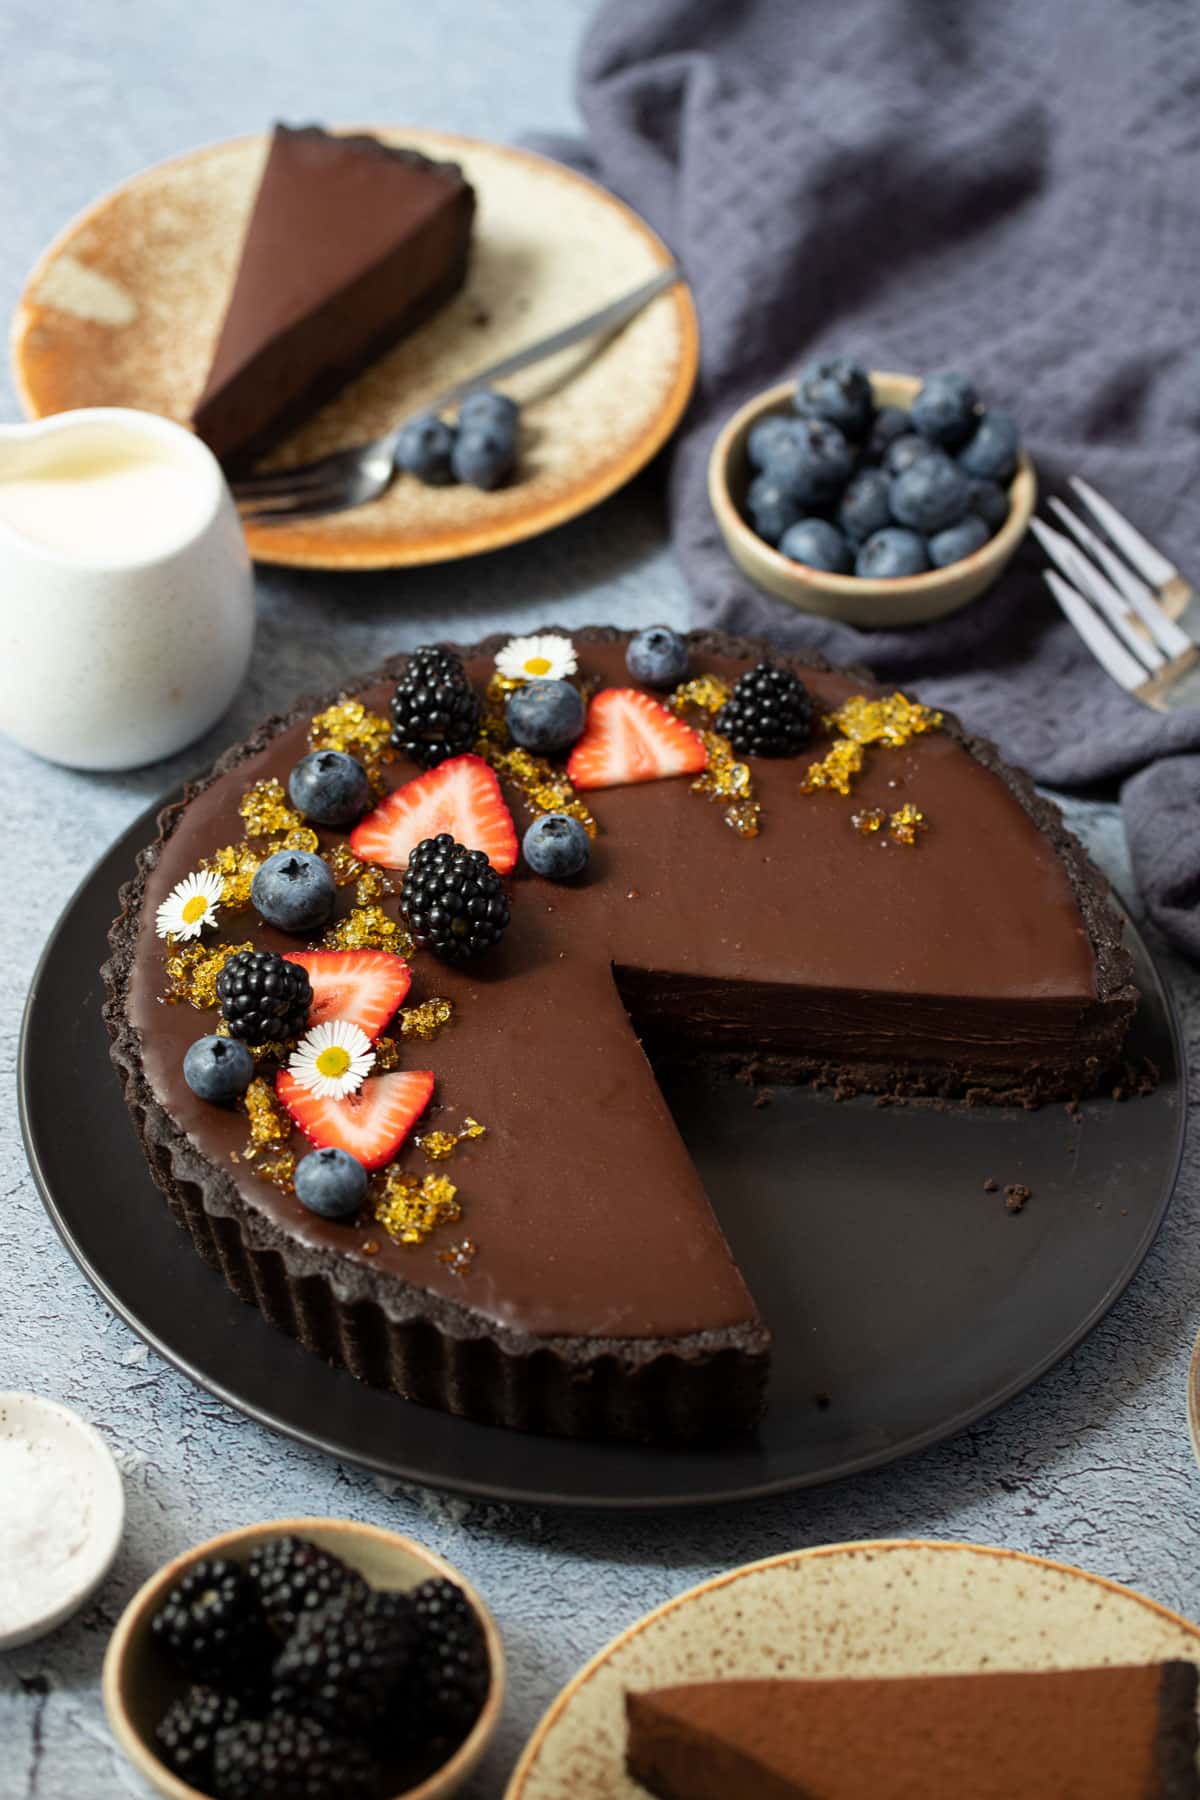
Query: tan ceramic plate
1187 1330 1200 1473
11 128 697 570
506 1538 1200 1798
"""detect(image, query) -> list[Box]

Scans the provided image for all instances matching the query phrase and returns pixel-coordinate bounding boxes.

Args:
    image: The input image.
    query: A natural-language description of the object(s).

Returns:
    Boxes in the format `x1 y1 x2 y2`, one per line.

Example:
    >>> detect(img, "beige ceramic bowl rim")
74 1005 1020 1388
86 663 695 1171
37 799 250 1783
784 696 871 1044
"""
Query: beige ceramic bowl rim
102 1515 506 1800
708 372 1036 602
1187 1329 1200 1474
504 1535 1200 1795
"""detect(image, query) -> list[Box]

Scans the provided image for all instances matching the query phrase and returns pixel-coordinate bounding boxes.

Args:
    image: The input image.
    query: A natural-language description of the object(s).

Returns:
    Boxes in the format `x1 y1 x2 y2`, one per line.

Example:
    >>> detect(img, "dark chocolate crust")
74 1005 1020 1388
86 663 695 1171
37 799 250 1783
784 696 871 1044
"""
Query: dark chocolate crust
101 626 1136 1442
1155 1662 1200 1798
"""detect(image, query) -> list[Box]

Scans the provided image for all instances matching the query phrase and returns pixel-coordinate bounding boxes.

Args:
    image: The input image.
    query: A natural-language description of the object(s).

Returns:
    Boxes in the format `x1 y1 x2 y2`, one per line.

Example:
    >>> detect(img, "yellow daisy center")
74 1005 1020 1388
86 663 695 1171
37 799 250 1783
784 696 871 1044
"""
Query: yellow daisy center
181 895 209 924
524 655 553 676
316 1046 352 1079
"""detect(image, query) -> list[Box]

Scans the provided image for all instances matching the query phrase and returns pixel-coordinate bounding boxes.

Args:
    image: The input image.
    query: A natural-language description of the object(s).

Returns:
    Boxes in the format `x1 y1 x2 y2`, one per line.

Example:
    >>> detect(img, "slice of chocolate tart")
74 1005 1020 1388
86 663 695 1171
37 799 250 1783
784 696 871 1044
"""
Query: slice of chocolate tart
102 629 1138 1442
625 1666 1200 1798
192 123 474 470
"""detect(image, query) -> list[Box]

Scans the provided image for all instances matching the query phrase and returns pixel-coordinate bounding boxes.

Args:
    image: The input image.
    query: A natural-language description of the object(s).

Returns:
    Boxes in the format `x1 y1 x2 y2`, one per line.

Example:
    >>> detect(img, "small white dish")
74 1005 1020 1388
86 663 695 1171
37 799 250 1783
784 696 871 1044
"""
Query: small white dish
0 1391 125 1649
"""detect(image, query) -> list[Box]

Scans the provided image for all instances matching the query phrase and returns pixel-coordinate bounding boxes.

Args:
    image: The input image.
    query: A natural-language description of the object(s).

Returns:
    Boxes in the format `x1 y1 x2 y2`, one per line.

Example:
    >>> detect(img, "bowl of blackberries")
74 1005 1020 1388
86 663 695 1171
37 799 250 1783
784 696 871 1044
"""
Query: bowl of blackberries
102 1518 504 1800
708 359 1036 627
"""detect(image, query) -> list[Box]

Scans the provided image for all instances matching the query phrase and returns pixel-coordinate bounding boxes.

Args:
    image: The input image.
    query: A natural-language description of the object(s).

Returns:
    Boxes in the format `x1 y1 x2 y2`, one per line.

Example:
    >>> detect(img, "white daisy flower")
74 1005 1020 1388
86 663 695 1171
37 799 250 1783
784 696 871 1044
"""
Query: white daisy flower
287 1020 374 1100
155 869 224 941
495 633 578 684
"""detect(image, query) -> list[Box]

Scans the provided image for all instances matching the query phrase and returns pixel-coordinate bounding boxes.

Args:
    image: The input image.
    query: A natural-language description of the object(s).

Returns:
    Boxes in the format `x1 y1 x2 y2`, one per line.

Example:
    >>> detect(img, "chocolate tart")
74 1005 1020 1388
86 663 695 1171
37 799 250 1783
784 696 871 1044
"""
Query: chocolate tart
625 1665 1200 1798
102 628 1138 1443
192 123 475 470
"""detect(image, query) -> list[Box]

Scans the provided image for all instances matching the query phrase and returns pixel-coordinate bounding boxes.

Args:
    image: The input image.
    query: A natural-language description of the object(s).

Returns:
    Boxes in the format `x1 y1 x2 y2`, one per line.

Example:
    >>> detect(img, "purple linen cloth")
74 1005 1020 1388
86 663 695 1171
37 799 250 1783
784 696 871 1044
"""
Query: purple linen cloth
537 0 1200 957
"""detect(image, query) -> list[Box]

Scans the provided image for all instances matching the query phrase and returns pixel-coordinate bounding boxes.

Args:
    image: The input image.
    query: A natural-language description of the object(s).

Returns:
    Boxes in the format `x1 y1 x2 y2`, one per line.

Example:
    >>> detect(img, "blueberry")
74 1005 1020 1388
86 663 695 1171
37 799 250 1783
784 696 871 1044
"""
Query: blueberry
793 357 873 440
287 751 371 828
626 626 688 689
777 517 853 574
927 514 991 568
764 416 853 508
294 1148 368 1221
837 468 893 543
909 371 978 448
863 405 910 463
506 679 585 753
855 527 930 580
451 421 517 490
747 415 800 470
523 813 590 880
396 412 456 485
889 452 971 533
183 1035 255 1104
458 388 519 431
966 477 1010 534
958 408 1020 483
746 472 801 545
883 432 938 477
251 850 336 933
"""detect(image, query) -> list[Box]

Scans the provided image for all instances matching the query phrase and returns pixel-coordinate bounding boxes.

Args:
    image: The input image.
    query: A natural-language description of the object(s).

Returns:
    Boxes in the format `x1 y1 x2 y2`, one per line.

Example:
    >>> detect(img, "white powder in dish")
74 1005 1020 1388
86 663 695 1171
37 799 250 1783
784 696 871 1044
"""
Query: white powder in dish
0 1434 95 1632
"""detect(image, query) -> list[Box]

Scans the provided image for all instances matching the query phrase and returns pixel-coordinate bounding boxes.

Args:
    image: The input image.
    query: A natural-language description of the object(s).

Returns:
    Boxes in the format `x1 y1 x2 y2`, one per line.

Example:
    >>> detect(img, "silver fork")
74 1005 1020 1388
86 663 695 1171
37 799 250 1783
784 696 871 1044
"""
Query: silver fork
233 263 682 522
1032 477 1200 710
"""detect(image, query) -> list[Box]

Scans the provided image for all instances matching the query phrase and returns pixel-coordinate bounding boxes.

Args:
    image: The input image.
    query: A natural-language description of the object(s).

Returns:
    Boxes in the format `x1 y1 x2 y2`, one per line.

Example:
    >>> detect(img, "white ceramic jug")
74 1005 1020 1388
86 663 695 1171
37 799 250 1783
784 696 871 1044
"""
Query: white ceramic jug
0 407 255 770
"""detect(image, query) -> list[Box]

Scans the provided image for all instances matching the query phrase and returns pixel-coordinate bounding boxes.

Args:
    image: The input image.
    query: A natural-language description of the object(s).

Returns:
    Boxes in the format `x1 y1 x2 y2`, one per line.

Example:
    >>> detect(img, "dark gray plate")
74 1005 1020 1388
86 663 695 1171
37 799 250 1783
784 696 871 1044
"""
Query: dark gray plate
19 801 1186 1510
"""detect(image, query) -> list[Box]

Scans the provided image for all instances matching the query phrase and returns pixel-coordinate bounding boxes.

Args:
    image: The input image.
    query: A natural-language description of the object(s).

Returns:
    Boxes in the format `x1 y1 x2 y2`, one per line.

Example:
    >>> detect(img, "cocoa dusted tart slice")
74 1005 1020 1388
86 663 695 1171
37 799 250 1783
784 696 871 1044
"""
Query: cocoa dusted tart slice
192 123 475 470
102 629 1138 1443
625 1665 1200 1798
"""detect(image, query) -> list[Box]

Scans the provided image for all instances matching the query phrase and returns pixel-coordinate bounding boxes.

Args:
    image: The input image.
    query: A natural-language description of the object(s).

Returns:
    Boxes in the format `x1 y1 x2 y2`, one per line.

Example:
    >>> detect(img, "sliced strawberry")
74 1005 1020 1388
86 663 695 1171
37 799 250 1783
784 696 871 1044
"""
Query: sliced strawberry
283 949 411 1041
277 1068 434 1171
566 687 708 791
349 753 518 875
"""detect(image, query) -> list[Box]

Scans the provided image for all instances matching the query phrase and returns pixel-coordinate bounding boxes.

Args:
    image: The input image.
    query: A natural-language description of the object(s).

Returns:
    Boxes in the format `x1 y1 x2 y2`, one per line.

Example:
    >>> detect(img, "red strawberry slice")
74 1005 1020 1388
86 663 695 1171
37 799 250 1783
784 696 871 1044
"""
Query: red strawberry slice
283 950 411 1041
277 1068 434 1171
349 754 518 875
566 688 708 791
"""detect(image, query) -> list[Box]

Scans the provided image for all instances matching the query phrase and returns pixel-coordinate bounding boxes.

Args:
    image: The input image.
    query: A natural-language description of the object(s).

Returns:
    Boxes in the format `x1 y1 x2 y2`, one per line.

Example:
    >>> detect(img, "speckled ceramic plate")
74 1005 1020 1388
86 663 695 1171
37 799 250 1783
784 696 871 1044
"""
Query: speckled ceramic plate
506 1539 1200 1797
1186 1331 1200 1475
10 128 697 570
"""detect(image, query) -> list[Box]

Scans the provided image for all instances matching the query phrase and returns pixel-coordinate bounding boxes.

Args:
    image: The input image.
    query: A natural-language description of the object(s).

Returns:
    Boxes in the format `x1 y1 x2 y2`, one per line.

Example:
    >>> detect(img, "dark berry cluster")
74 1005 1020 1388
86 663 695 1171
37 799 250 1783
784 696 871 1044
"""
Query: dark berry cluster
745 357 1021 579
215 950 312 1045
400 834 510 964
715 662 813 757
149 1535 492 1800
389 644 482 769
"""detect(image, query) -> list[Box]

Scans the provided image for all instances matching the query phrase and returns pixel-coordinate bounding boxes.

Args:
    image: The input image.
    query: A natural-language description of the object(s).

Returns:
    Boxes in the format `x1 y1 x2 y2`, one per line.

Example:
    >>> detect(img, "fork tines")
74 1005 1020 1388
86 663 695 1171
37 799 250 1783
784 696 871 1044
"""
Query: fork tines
1035 480 1198 710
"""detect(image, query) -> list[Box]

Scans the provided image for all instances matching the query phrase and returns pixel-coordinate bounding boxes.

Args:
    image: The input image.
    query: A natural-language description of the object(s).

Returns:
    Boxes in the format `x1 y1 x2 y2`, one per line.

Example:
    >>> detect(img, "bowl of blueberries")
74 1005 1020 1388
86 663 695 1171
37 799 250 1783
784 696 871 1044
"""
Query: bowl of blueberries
708 359 1036 627
102 1517 504 1800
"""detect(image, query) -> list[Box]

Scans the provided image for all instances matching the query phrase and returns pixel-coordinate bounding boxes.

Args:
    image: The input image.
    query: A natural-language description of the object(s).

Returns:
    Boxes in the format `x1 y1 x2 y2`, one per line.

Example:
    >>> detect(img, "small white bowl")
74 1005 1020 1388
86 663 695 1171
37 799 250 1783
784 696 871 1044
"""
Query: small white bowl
0 1391 125 1649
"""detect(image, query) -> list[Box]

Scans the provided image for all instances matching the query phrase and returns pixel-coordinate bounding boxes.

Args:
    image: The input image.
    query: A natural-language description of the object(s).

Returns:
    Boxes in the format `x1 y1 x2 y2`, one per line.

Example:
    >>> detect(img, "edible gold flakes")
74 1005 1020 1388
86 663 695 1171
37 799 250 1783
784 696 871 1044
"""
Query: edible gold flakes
437 1238 478 1276
165 939 255 1009
354 866 393 905
323 842 367 887
242 1077 290 1156
215 1019 287 1064
309 699 394 767
669 673 733 717
801 738 865 796
670 677 761 836
373 1169 461 1246
888 802 927 846
417 1116 486 1162
239 777 304 838
476 673 597 835
200 843 266 910
824 692 942 748
254 1151 296 1193
322 905 414 957
852 806 887 835
371 1036 401 1072
272 825 320 855
397 997 454 1041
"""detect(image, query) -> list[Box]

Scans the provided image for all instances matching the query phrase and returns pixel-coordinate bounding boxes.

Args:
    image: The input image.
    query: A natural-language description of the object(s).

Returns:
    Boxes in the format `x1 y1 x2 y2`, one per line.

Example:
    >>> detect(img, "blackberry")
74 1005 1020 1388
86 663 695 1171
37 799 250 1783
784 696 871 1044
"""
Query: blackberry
389 645 481 769
400 835 510 965
715 663 813 758
248 1534 368 1639
411 1578 490 1743
150 1558 271 1686
212 1712 380 1800
271 1589 418 1732
155 1685 242 1787
216 950 313 1045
